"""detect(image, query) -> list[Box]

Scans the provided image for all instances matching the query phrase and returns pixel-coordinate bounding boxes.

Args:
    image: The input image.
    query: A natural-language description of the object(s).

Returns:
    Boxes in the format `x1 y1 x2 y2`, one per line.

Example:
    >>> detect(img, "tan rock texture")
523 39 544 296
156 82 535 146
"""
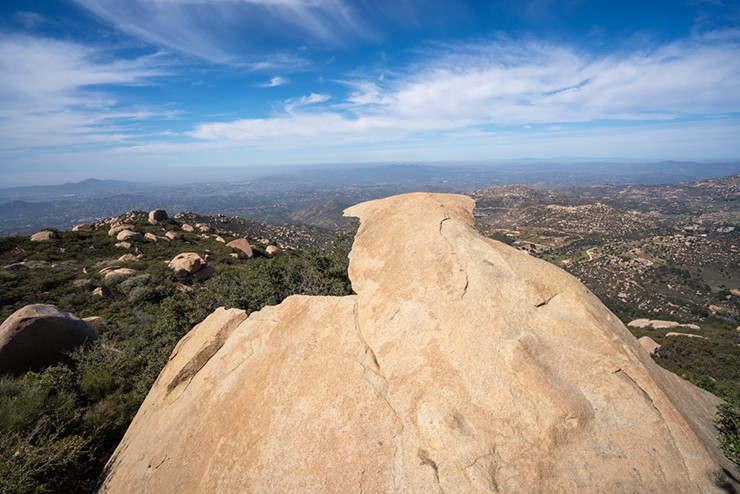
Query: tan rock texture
116 230 143 242
0 304 98 373
101 193 738 494
108 224 135 237
638 335 661 355
73 222 95 232
30 230 56 242
226 238 253 259
167 253 204 278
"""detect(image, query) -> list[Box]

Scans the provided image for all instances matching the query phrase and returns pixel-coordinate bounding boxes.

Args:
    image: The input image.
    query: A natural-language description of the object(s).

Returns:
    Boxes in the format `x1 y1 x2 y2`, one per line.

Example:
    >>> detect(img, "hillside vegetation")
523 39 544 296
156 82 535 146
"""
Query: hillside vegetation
0 212 351 493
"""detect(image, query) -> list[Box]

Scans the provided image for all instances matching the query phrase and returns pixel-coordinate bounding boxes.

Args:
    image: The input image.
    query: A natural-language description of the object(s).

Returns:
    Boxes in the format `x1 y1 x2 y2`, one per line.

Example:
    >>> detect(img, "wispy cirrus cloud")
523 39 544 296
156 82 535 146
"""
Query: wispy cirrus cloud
184 36 740 149
70 0 371 63
0 34 170 150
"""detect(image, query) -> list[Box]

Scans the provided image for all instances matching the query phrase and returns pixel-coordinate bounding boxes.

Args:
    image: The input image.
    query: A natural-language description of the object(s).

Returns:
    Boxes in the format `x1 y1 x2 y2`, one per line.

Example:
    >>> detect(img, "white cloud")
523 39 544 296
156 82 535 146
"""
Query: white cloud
259 76 289 87
185 37 740 149
0 34 168 150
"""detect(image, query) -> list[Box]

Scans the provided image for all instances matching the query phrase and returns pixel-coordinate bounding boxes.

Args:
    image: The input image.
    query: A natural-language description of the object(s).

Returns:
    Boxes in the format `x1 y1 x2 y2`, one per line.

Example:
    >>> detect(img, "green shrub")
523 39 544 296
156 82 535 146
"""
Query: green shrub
717 402 740 469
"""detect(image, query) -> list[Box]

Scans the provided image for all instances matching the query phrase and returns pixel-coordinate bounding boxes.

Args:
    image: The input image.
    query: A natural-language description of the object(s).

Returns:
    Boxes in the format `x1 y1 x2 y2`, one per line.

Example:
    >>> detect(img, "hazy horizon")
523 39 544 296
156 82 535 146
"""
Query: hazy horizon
1 158 739 189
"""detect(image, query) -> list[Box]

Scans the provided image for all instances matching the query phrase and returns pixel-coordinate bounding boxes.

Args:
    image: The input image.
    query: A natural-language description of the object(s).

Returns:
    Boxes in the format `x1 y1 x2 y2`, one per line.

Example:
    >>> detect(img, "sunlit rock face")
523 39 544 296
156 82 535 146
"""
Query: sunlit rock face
101 193 737 494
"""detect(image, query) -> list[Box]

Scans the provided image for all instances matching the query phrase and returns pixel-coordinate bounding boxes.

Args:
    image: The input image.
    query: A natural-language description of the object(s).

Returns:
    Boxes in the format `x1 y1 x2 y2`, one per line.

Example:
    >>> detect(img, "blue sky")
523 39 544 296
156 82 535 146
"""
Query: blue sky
1 0 739 185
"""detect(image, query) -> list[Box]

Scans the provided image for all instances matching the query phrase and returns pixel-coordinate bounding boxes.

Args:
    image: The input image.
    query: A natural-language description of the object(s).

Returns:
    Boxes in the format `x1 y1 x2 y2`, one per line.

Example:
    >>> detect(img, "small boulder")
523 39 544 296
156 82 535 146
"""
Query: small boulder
148 209 169 225
227 238 253 259
30 230 56 242
265 245 280 256
181 224 195 233
666 332 705 339
115 241 132 249
100 267 137 278
73 223 95 232
638 336 660 355
168 253 205 278
118 253 140 262
109 224 135 237
214 236 226 243
165 231 180 240
92 287 107 298
0 304 98 373
117 230 144 242
144 232 159 242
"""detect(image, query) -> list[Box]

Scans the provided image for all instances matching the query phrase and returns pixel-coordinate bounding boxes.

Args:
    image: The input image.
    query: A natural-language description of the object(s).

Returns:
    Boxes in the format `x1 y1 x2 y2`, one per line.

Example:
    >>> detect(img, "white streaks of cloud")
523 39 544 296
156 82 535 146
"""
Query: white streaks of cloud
186 37 740 149
0 35 168 150
71 0 369 63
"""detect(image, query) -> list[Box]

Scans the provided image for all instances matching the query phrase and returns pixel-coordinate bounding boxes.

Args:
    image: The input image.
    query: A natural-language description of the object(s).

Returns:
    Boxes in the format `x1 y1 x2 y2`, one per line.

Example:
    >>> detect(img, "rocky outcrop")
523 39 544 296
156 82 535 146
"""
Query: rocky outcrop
666 332 706 339
0 304 98 373
101 193 737 493
628 318 700 330
30 230 56 242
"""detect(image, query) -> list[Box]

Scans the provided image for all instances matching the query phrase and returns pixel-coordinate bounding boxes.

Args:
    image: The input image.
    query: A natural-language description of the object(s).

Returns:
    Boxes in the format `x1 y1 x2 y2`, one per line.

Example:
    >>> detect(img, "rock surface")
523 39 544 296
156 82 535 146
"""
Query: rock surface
99 267 137 278
109 224 135 237
30 230 56 242
148 209 168 225
666 332 706 339
117 230 143 242
628 318 693 330
226 238 253 259
73 222 96 232
167 253 214 281
101 193 737 493
0 304 98 373
638 335 661 355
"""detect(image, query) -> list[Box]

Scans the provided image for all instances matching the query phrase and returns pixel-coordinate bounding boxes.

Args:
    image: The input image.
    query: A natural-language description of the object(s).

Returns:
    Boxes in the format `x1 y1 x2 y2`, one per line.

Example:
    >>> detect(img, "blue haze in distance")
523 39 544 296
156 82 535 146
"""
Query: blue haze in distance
0 0 739 186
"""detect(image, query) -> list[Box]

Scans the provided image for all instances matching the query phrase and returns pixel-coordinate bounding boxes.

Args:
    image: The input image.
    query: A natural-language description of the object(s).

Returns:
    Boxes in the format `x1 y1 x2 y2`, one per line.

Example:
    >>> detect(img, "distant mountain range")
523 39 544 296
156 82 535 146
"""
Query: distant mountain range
0 179 143 201
0 162 738 236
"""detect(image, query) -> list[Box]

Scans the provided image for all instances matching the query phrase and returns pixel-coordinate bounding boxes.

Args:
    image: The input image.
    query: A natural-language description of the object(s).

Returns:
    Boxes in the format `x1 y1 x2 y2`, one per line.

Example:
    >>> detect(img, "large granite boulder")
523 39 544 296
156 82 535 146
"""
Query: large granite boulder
100 193 738 493
0 304 98 373
148 209 168 225
226 238 253 259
